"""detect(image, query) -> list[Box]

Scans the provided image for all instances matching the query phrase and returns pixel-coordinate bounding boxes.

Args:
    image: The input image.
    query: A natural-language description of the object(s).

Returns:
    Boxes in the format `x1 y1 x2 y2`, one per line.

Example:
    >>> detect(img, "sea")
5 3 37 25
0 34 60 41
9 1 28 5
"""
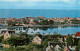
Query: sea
0 9 80 18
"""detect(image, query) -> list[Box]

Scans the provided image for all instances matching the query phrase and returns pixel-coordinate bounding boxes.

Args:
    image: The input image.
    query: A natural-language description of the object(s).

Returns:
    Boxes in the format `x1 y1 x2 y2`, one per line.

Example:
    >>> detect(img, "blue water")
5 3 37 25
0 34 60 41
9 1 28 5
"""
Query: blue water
0 9 80 18
27 27 80 35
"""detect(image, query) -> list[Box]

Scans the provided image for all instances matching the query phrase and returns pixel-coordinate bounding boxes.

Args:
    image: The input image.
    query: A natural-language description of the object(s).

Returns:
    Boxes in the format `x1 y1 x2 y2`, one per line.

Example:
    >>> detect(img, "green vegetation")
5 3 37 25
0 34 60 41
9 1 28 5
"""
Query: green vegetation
0 32 79 51
70 19 80 24
2 33 30 46
66 35 73 46
0 35 4 43
7 21 18 26
76 40 80 51
34 19 54 25
22 18 29 24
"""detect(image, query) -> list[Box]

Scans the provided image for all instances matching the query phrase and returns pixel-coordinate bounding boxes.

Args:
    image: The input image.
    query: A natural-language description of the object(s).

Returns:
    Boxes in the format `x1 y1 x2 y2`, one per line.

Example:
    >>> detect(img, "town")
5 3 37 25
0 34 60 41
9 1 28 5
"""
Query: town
0 16 80 27
0 16 80 51
0 30 80 51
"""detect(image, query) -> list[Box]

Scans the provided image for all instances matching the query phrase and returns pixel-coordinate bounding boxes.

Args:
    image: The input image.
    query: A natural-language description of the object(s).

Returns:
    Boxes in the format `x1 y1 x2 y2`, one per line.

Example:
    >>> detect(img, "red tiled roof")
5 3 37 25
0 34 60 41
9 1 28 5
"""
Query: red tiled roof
74 32 80 36
65 36 68 39
65 17 69 19
60 20 65 21
48 19 54 20
5 19 9 21
11 20 15 22
17 21 23 22
0 18 2 19
69 18 74 20
39 16 43 18
76 18 80 20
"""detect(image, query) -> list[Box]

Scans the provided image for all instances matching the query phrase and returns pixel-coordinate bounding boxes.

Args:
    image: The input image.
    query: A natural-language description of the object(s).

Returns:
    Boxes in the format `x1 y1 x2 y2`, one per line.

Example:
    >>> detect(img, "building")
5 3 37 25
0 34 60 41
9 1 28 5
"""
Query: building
32 34 43 44
46 42 67 51
73 32 80 38
64 44 70 51
1 29 15 39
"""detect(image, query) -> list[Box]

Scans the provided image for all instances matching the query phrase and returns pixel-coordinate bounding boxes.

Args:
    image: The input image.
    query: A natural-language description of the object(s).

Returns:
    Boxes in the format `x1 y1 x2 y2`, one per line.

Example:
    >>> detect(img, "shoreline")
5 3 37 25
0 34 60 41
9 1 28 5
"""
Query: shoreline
23 24 80 28
1 24 80 28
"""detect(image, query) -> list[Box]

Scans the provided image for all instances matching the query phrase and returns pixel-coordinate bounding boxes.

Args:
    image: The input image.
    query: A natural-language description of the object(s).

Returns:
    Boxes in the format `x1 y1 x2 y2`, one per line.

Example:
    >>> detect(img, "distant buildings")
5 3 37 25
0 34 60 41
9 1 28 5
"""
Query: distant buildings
0 16 79 26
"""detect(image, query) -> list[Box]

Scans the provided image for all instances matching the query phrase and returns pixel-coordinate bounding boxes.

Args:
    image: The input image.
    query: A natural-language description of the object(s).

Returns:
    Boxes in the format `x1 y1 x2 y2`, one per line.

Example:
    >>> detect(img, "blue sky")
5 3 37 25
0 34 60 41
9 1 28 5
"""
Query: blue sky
0 0 80 9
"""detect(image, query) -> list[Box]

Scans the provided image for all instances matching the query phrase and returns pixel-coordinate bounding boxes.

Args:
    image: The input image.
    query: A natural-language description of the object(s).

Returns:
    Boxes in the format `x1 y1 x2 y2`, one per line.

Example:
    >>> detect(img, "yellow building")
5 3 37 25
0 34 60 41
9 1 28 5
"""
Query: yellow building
32 34 43 44
1 29 15 39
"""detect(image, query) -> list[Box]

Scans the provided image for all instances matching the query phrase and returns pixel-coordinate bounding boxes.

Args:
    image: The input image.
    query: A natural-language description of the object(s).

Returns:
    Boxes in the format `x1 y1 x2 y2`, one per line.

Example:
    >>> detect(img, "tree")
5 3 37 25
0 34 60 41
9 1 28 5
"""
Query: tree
0 35 4 43
25 43 43 51
70 18 80 24
76 40 80 51
1 38 9 44
2 34 30 47
7 21 13 26
42 39 48 48
19 32 28 38
22 18 29 24
66 35 73 46
13 21 18 26
48 20 54 25
7 21 18 26
34 20 39 24
41 19 49 25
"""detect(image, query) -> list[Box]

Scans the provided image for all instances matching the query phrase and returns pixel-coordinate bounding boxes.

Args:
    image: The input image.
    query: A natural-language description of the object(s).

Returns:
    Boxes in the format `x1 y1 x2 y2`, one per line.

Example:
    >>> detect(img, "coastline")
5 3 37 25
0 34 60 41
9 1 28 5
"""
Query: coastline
23 24 80 28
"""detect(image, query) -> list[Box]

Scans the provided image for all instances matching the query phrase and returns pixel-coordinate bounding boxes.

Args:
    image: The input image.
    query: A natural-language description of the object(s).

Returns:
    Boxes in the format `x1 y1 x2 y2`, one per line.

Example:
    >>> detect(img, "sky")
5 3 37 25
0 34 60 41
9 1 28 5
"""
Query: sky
0 0 80 9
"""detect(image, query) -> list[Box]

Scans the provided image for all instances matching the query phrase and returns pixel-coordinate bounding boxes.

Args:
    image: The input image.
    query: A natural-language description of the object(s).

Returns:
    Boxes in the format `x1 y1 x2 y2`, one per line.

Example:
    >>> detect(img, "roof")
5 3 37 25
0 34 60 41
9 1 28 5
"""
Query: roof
65 17 69 18
17 21 23 22
39 16 44 18
48 19 54 20
65 36 68 39
74 32 80 36
69 18 74 20
0 18 2 19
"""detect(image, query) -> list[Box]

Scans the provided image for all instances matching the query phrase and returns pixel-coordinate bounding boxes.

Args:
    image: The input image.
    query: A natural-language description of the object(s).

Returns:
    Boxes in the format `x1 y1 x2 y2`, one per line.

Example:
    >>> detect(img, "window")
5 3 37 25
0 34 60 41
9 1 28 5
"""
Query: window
6 34 8 36
36 38 38 40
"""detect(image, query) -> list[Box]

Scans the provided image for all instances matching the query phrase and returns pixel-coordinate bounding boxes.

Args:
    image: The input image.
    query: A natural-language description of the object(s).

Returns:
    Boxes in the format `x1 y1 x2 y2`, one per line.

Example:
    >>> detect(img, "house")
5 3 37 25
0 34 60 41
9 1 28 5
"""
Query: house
48 19 57 22
1 29 15 39
39 16 44 19
68 18 74 21
64 17 69 19
29 18 35 24
76 18 80 20
46 46 52 51
65 35 69 41
64 44 70 51
48 42 65 47
54 44 61 51
73 32 80 38
32 34 43 44
46 42 66 51
46 41 71 51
